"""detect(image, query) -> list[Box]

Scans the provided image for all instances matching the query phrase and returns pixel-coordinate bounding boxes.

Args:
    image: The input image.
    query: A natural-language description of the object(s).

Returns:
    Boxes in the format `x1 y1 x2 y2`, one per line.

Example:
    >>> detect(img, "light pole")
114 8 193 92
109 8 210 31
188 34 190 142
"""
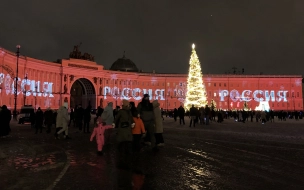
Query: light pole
13 45 21 120
35 85 38 111
293 95 295 111
23 73 28 106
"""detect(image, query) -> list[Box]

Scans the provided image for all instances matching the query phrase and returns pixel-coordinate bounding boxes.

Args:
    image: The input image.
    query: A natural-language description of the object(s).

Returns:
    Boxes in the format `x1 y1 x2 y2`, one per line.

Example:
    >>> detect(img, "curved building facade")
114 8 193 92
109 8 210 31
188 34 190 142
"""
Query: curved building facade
0 46 302 111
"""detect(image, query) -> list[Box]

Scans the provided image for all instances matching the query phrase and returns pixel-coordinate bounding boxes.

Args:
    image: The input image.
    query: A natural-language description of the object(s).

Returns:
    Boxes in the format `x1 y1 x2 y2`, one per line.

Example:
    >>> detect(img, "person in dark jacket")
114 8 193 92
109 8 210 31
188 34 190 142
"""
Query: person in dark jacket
205 105 211 125
137 94 156 148
75 104 84 131
83 106 91 133
114 99 135 170
30 110 36 128
35 107 44 134
189 105 198 127
178 106 185 125
173 108 178 121
0 105 11 137
68 108 75 127
44 107 54 133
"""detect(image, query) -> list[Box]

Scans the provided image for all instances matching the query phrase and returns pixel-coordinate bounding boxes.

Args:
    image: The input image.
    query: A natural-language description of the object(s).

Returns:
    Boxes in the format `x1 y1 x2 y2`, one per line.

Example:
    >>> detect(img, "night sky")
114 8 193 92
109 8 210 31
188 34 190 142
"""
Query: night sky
1 0 303 75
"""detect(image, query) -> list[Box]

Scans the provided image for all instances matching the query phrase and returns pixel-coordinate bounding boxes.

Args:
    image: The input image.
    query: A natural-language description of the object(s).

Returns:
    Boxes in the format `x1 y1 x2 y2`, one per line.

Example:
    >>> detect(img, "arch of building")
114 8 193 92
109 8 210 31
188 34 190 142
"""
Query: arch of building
70 78 96 109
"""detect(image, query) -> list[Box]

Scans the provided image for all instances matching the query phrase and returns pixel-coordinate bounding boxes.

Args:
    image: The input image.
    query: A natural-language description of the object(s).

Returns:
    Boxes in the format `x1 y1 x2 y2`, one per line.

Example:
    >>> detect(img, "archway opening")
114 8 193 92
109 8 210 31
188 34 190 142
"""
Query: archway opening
70 78 96 109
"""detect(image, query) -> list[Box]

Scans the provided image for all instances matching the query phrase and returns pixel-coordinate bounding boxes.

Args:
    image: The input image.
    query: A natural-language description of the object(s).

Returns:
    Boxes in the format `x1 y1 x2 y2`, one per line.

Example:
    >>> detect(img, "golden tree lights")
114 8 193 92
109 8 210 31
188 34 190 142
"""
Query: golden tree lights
184 44 207 110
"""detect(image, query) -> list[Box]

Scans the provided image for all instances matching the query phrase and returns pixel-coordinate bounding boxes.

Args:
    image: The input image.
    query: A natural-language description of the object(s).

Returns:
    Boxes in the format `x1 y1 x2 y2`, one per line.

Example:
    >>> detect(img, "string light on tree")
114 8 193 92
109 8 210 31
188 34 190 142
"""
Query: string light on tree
210 99 216 111
184 44 207 110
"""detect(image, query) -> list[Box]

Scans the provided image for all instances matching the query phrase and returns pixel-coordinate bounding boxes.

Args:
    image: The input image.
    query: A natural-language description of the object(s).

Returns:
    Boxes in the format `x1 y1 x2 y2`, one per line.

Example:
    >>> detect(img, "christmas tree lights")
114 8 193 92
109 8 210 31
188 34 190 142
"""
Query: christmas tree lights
184 44 207 110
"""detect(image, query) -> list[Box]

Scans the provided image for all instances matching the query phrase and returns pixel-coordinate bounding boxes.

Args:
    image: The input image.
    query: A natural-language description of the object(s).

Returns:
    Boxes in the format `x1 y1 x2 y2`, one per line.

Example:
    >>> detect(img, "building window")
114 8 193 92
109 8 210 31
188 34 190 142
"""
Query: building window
167 83 170 86
219 83 221 87
214 83 216 87
208 83 211 87
292 92 294 97
224 83 226 87
214 92 217 97
297 92 299 97
106 80 108 84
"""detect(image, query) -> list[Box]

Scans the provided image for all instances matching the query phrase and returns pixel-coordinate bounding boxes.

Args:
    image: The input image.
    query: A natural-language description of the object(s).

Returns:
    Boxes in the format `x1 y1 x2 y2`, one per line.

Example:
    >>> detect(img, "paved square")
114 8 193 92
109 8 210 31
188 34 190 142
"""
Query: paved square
1 117 304 189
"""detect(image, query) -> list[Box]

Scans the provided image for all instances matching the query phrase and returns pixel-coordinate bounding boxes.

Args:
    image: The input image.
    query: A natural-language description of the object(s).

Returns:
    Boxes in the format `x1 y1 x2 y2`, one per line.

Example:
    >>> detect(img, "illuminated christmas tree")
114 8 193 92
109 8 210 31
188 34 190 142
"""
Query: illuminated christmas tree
184 44 207 110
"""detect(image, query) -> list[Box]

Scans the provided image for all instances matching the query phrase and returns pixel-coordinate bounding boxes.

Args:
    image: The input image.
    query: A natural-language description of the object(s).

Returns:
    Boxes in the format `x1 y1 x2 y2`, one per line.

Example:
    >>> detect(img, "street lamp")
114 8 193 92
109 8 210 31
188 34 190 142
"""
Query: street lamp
292 95 295 111
35 85 38 111
13 45 21 120
23 73 28 106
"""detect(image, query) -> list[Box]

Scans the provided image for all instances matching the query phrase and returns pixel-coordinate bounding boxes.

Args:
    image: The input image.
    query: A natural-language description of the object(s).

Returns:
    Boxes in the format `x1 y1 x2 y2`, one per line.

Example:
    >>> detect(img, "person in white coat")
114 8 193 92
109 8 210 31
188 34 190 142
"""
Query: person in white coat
152 100 164 146
55 105 70 139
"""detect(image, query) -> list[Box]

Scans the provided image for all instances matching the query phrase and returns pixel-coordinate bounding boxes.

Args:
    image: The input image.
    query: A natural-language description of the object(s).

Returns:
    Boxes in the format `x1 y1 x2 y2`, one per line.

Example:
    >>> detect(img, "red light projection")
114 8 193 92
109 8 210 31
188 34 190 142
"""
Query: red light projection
0 47 302 111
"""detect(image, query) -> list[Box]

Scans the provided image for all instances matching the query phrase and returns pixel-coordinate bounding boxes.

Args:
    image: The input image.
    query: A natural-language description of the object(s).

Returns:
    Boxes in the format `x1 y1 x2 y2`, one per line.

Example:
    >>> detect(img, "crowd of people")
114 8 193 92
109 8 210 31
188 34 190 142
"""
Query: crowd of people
0 94 164 172
170 105 303 126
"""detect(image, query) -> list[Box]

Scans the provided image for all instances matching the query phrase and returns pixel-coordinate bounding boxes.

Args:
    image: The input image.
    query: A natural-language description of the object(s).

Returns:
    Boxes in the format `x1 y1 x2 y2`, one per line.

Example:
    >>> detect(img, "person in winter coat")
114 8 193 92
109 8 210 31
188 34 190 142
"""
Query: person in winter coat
132 110 146 152
113 99 135 170
189 105 198 127
137 94 155 147
101 102 114 144
75 104 84 131
152 100 164 147
90 118 107 155
261 111 267 124
178 105 185 125
83 106 91 133
55 105 70 139
0 105 11 137
35 107 44 134
44 107 54 133
30 109 36 128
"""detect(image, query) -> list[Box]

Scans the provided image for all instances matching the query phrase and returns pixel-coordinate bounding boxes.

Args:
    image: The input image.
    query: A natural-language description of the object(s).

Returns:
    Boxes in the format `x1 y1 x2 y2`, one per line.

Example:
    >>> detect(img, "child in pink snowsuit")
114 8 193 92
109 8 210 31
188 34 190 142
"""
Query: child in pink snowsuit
90 117 106 155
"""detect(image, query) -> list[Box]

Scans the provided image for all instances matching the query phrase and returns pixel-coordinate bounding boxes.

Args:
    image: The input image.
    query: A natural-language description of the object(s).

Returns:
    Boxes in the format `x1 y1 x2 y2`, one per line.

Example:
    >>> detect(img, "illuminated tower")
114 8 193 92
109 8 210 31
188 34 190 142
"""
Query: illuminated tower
184 44 207 110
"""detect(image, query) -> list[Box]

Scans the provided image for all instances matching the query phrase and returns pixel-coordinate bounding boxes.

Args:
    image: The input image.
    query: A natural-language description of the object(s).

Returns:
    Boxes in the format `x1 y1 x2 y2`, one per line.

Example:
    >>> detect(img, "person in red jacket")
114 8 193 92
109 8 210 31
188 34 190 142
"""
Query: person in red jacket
132 111 146 152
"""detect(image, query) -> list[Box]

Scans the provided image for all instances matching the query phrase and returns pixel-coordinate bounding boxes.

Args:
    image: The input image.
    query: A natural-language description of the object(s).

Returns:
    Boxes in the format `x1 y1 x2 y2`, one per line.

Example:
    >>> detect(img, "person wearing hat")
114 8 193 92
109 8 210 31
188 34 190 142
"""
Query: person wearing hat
137 94 156 149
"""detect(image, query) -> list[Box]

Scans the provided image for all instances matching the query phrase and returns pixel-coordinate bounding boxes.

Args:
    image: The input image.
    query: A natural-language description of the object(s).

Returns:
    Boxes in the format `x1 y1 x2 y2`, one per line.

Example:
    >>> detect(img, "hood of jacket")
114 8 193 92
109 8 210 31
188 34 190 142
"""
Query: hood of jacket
152 100 160 108
105 102 113 112
57 106 66 114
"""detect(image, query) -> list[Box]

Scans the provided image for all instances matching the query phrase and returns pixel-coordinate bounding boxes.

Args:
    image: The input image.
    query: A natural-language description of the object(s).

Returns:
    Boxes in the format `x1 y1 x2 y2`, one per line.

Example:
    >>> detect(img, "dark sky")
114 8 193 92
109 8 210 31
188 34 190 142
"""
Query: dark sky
1 0 304 75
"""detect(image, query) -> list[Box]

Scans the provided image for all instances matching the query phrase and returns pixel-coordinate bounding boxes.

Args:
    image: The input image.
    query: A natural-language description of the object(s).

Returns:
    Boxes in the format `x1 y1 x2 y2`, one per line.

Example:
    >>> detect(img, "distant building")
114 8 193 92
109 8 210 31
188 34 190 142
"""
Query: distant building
0 46 302 111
